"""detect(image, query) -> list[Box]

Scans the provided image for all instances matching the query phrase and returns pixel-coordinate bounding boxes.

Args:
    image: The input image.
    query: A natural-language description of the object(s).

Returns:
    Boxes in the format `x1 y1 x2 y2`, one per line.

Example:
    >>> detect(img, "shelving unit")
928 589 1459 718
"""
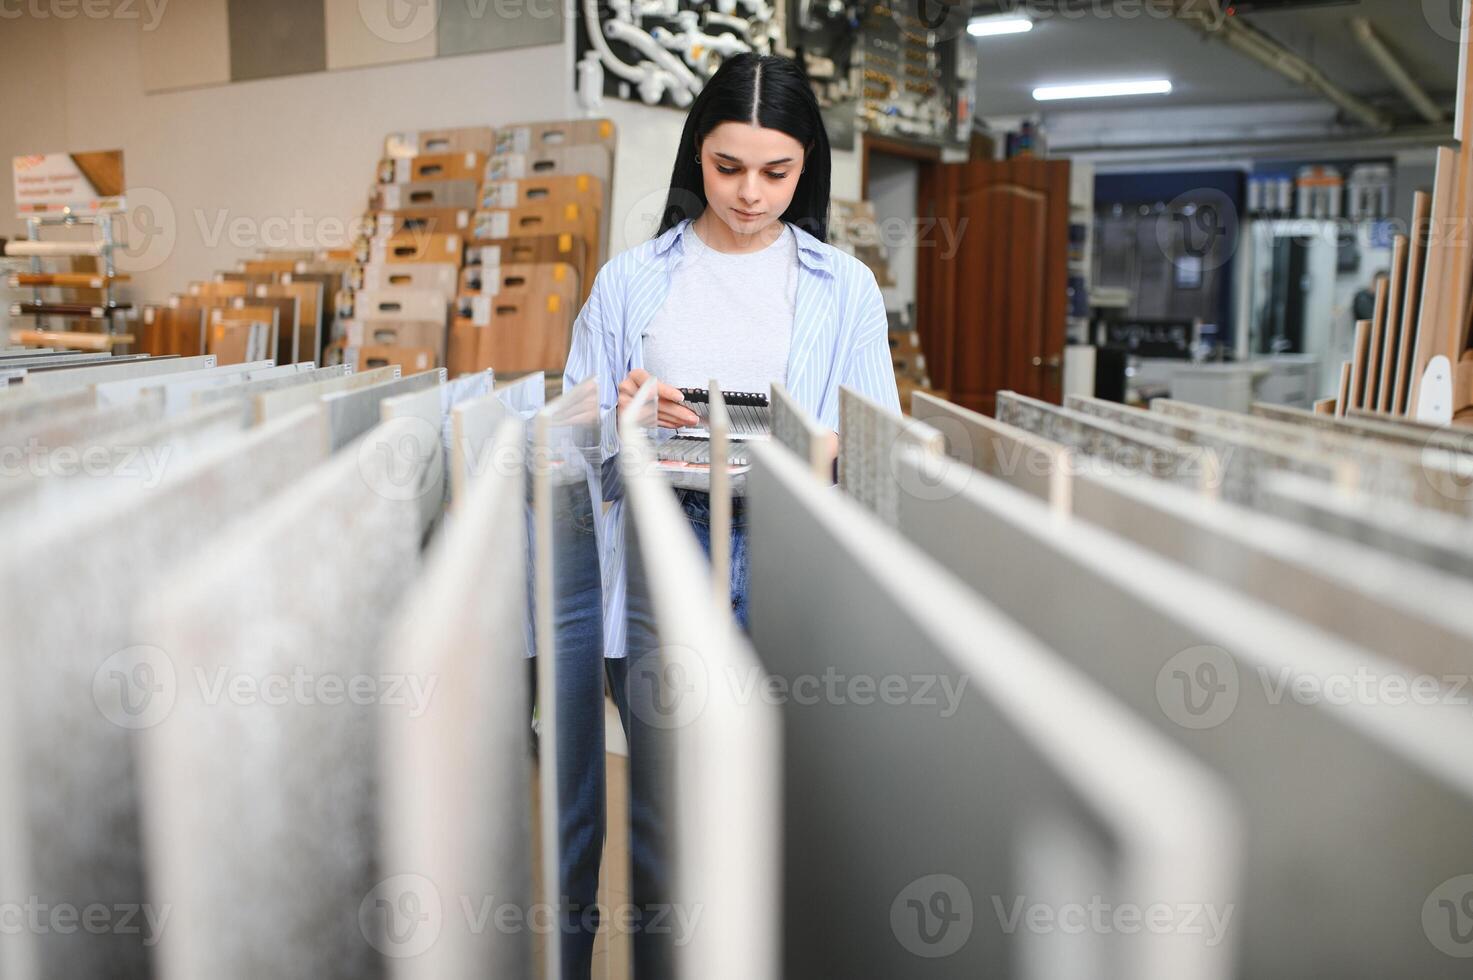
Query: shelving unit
5 208 133 349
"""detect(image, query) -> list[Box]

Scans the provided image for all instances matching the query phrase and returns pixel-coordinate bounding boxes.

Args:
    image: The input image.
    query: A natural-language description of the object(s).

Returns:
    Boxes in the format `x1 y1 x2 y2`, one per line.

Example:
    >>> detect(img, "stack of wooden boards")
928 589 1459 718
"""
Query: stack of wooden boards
1337 20 1473 426
137 250 353 369
355 118 616 382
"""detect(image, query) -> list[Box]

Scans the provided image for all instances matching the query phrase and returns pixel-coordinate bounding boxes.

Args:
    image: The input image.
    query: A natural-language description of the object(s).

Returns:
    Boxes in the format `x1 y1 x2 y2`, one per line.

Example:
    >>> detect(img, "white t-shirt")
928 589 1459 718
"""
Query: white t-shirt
641 220 797 393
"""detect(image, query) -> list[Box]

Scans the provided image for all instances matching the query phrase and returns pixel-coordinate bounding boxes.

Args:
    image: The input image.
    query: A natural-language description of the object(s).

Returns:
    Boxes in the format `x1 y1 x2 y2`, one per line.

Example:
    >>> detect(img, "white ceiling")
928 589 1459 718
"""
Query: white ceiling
969 0 1461 119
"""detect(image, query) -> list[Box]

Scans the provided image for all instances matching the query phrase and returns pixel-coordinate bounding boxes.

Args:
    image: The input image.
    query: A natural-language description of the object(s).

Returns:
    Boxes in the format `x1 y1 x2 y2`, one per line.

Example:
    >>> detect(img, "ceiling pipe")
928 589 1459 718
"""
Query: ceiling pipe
1349 16 1447 124
1169 0 1395 132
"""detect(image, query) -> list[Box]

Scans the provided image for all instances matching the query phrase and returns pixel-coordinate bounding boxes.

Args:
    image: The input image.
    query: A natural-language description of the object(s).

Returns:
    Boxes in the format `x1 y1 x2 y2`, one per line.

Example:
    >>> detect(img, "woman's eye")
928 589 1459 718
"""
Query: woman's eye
766 171 788 180
717 165 739 175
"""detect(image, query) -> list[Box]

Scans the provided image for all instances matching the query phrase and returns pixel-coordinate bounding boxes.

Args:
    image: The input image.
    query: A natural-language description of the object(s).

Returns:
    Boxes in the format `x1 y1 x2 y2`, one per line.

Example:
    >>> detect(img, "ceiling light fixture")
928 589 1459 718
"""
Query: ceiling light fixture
1032 79 1174 101
967 14 1034 37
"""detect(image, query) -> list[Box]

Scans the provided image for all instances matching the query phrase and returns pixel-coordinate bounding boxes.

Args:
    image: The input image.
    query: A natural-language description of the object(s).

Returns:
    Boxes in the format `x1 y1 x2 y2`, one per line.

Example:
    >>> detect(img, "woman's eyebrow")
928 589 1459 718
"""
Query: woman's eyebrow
713 151 795 165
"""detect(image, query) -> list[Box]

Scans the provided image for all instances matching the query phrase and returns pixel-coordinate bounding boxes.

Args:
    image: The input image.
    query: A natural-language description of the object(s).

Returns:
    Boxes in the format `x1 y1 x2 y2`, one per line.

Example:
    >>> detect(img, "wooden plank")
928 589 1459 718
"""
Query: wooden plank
8 329 135 351
1349 319 1372 410
1335 360 1352 417
1313 397 1336 414
1393 191 1432 414
257 281 323 364
1408 146 1459 412
1376 235 1408 411
8 272 129 288
1365 280 1389 409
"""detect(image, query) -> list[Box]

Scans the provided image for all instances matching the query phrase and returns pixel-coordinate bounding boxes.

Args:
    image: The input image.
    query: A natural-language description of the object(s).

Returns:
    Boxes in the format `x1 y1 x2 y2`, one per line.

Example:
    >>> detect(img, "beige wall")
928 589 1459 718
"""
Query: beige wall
0 8 859 308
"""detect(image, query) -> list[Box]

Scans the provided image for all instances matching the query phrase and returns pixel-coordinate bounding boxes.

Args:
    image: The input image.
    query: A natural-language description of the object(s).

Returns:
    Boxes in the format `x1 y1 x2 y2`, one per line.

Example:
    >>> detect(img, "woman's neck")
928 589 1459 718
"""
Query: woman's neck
691 209 785 255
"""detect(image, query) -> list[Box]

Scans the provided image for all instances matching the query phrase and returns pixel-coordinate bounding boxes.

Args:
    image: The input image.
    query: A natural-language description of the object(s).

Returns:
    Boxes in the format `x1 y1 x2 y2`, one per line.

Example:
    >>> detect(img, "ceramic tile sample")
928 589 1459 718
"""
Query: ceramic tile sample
0 386 93 430
0 402 244 524
136 426 423 980
137 0 231 92
0 406 327 978
378 381 448 534
255 365 397 425
227 0 327 81
837 385 944 528
324 0 439 71
322 368 443 452
378 416 532 978
194 364 349 423
436 0 563 58
891 445 1473 980
747 444 1239 980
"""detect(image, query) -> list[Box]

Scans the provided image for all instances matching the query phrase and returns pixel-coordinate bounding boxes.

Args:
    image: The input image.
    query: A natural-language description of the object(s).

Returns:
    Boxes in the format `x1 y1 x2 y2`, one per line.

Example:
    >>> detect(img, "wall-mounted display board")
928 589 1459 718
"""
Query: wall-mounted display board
574 0 970 152
138 0 563 93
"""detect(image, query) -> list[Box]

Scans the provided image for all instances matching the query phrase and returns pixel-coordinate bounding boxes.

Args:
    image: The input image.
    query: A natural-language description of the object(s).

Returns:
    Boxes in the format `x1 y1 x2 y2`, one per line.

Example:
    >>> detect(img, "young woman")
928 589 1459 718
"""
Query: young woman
556 51 899 977
567 50 899 638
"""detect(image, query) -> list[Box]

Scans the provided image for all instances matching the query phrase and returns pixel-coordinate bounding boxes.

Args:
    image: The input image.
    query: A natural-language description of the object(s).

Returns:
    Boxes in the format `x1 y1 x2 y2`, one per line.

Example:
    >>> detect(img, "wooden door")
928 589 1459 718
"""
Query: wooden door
917 158 1069 416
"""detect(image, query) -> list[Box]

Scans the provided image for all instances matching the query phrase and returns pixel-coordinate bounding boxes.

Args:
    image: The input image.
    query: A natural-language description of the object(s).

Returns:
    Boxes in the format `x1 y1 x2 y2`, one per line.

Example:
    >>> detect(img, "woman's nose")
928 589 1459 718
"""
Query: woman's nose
739 174 761 203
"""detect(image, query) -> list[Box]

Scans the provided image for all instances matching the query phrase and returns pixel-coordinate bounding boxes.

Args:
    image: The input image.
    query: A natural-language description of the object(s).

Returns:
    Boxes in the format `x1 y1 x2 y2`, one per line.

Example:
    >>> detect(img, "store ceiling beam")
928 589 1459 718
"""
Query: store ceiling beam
1169 0 1395 132
1349 16 1447 125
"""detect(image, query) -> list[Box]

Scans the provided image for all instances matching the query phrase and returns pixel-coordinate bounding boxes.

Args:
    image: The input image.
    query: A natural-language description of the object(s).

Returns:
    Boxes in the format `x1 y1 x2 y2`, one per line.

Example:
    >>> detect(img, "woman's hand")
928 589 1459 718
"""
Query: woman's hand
617 368 701 428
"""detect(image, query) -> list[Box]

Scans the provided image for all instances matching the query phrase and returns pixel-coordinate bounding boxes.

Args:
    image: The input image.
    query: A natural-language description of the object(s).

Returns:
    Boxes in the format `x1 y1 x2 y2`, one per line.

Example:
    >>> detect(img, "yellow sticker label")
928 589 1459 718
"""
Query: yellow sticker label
547 294 560 314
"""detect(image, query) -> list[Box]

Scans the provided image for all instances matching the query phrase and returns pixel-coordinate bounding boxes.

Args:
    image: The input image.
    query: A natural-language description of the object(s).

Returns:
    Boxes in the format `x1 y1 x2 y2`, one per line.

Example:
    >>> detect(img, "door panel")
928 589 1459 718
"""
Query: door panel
917 158 1069 416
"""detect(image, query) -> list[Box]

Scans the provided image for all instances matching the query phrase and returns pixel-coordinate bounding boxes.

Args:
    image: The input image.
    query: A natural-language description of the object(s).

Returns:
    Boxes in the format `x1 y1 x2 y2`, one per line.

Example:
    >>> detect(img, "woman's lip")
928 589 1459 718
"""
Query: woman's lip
734 208 762 217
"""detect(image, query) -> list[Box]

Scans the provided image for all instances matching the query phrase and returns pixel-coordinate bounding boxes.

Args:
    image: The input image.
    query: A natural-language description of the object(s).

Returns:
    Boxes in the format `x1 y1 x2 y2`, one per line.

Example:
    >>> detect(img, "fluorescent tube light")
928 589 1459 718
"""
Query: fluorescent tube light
1032 79 1174 101
967 15 1034 37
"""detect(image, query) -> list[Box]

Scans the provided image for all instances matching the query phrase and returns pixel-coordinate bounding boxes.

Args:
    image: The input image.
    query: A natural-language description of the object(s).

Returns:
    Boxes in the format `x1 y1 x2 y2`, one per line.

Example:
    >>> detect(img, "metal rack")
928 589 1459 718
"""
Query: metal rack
8 207 130 343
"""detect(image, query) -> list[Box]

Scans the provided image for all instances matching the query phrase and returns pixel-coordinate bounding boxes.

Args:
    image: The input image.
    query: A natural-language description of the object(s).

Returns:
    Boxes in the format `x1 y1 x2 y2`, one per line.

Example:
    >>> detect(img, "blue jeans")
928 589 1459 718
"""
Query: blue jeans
673 488 750 628
546 484 748 980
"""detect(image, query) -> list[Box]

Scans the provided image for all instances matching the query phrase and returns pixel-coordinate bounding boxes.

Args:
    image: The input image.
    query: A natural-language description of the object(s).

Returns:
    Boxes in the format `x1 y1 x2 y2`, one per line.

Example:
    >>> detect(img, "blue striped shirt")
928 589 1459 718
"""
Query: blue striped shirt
563 215 900 658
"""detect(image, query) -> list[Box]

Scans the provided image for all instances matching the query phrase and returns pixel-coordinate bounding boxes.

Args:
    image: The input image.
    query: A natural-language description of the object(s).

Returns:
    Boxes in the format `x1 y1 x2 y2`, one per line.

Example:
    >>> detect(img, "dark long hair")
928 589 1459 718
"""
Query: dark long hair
656 53 832 242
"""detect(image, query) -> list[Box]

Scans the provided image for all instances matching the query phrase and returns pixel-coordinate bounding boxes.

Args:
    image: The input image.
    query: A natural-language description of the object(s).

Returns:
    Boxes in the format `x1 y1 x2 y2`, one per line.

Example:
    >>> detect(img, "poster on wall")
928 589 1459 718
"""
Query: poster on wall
12 151 126 216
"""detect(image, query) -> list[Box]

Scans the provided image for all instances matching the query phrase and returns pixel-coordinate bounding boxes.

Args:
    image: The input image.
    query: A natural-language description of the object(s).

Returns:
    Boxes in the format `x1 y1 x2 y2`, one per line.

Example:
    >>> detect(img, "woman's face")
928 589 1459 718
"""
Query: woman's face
697 121 806 238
